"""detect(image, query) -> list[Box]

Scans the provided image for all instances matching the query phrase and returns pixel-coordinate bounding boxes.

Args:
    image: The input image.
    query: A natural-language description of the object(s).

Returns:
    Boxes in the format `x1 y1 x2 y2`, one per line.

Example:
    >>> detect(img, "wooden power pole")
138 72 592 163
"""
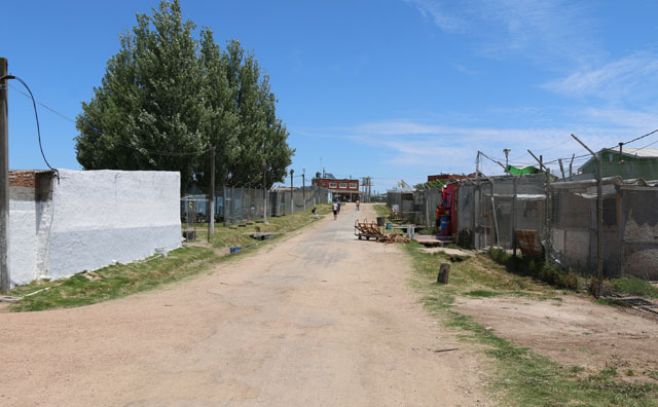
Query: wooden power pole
0 57 10 293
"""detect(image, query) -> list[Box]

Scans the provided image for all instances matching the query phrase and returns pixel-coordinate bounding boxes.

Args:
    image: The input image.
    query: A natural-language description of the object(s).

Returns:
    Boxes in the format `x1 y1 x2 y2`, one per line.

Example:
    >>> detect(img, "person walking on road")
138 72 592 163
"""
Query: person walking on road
356 199 360 211
332 201 339 220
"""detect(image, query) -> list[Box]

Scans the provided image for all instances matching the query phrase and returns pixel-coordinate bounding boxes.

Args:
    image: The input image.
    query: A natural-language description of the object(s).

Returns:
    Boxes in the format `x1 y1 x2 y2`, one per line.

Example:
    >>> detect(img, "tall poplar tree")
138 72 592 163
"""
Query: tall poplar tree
76 0 293 191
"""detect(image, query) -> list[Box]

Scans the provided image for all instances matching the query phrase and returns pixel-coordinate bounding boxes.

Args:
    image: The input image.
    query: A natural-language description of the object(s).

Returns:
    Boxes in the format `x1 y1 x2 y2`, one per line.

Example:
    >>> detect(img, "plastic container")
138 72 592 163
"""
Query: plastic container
385 223 392 230
229 246 241 254
439 216 450 234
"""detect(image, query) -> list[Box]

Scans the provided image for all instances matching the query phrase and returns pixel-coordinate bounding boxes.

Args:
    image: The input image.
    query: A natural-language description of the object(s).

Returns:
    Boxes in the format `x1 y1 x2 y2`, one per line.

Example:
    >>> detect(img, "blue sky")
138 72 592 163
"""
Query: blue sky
3 0 658 191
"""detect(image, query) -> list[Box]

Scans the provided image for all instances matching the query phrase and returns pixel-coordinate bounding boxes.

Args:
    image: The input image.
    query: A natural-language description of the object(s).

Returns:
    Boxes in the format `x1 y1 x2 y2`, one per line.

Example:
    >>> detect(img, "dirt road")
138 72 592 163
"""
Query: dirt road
1 204 487 406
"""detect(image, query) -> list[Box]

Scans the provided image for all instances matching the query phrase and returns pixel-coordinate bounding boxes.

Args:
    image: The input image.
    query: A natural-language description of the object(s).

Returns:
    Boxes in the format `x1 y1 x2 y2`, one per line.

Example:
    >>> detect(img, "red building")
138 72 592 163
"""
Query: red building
312 178 360 202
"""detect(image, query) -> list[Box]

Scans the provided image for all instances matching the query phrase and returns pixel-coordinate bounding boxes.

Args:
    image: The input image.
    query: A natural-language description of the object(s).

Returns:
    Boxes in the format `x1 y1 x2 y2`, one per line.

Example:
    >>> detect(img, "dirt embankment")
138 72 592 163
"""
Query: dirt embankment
455 294 658 381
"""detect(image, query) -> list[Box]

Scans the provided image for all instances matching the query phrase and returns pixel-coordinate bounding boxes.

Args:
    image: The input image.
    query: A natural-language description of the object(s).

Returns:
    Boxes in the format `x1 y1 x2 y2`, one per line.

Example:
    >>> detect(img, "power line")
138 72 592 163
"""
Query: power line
10 85 214 158
620 128 658 146
541 128 658 165
9 83 77 124
2 75 56 172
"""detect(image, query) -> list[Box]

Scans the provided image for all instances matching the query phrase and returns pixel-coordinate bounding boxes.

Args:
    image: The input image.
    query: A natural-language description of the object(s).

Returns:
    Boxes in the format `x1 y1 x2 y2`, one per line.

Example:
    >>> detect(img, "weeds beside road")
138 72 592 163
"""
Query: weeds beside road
406 243 658 406
367 204 658 406
9 205 330 312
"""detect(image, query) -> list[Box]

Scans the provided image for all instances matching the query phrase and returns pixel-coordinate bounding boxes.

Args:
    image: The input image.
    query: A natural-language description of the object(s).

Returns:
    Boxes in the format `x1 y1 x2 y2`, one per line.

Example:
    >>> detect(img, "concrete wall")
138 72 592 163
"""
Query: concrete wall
8 186 38 285
8 169 181 285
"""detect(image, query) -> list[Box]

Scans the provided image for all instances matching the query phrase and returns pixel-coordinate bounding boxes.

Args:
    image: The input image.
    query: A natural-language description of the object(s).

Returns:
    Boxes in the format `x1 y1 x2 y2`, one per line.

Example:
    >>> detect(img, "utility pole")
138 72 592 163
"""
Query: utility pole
207 148 215 242
262 160 267 223
302 169 306 212
528 150 553 266
0 57 10 293
571 134 603 292
290 169 295 215
503 148 511 174
474 152 480 249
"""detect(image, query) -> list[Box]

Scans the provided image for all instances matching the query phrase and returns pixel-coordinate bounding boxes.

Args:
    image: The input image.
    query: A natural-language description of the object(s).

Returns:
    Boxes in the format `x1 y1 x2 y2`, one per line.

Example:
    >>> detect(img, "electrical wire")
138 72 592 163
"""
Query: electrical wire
2 75 56 173
9 83 214 158
620 128 658 146
9 83 77 124
12 87 214 157
541 128 658 165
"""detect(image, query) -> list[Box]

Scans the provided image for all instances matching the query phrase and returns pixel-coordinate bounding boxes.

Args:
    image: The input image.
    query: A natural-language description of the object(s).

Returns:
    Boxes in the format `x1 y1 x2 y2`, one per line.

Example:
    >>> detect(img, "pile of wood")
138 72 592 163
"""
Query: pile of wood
379 234 410 244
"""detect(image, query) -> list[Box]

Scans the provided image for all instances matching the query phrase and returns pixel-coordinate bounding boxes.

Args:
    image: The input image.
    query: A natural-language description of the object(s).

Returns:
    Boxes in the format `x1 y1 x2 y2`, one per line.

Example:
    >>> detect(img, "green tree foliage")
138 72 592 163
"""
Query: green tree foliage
76 0 293 190
414 179 447 190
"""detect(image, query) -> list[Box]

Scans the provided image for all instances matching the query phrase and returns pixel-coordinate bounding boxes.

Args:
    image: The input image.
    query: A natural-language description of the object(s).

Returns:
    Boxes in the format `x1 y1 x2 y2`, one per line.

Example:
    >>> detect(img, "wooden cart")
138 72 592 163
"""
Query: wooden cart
354 219 384 241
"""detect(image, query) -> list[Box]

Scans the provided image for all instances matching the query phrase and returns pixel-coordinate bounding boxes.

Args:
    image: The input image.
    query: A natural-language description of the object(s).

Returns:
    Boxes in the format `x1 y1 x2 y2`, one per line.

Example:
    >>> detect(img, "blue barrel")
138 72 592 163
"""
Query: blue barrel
439 216 450 234
385 223 392 230
229 246 241 254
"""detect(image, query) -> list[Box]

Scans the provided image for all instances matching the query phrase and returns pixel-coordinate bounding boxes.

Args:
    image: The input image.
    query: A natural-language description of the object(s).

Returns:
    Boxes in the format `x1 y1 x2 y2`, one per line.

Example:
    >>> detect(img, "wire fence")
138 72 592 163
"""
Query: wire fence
181 186 332 228
552 178 658 280
388 174 658 280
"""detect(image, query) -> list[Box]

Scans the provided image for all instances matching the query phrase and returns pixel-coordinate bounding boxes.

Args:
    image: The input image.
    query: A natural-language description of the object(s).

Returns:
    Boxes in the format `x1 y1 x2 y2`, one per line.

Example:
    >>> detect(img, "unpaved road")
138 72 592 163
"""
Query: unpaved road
0 204 488 407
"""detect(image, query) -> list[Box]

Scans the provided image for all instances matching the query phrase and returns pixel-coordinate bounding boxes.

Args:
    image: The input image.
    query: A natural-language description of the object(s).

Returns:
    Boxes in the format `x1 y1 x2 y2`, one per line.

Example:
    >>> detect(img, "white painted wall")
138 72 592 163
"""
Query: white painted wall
8 169 182 285
8 187 38 286
44 169 182 280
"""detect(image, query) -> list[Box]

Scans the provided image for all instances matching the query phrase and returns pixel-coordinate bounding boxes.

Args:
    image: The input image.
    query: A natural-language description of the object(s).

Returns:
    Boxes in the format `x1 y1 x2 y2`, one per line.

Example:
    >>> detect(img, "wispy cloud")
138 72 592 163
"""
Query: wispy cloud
301 120 618 173
402 0 466 33
404 0 600 68
543 53 658 102
294 117 658 188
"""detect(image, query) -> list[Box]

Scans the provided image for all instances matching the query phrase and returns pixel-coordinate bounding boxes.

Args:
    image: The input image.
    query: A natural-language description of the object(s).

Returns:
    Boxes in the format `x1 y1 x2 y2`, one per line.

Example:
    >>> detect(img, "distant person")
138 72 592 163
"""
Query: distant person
332 201 339 220
356 199 360 211
435 204 441 234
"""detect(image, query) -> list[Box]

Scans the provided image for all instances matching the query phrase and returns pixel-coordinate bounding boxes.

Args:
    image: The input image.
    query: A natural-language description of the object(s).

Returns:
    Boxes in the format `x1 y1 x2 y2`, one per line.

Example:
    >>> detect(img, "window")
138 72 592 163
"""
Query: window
329 182 337 189
339 182 347 189
349 183 358 190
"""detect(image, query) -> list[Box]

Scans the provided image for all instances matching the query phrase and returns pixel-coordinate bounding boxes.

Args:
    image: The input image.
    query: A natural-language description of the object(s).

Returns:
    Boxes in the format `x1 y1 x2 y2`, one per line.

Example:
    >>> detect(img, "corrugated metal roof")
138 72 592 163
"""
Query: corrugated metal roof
605 147 658 158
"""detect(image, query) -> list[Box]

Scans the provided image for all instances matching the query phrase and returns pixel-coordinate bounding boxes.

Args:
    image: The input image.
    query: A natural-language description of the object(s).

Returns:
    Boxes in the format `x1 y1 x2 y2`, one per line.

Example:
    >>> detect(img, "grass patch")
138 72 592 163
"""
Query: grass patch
489 247 581 291
489 248 657 300
610 277 658 299
403 242 547 298
9 205 331 312
465 289 504 298
9 247 215 312
404 242 658 406
372 204 390 218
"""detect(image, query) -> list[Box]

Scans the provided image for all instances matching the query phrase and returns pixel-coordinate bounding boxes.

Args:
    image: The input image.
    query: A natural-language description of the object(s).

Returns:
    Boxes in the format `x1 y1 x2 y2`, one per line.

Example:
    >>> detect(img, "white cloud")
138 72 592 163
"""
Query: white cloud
403 0 466 33
543 53 658 102
404 0 600 68
293 115 658 189
582 107 658 130
320 119 656 175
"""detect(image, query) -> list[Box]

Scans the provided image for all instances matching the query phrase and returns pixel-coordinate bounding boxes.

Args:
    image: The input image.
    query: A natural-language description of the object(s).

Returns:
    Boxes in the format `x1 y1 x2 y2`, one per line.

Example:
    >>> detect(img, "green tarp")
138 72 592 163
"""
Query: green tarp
506 165 539 175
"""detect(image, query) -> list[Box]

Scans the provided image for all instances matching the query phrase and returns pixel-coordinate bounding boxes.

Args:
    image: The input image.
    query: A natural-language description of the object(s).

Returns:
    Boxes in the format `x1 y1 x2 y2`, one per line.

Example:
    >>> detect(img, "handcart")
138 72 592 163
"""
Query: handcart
354 219 384 241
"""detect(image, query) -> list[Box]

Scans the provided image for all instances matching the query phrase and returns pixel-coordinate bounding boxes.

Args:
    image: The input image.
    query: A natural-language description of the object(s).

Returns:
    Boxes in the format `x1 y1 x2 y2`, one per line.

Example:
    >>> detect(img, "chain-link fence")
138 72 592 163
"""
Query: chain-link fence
182 186 331 227
552 177 658 280
220 187 269 223
269 187 332 217
411 189 442 226
620 186 658 280
385 191 415 221
471 174 547 250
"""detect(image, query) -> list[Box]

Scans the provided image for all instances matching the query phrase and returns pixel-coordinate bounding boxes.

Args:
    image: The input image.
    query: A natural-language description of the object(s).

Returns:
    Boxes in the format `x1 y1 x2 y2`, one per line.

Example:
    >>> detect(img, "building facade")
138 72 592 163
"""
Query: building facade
312 178 360 201
579 148 658 180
